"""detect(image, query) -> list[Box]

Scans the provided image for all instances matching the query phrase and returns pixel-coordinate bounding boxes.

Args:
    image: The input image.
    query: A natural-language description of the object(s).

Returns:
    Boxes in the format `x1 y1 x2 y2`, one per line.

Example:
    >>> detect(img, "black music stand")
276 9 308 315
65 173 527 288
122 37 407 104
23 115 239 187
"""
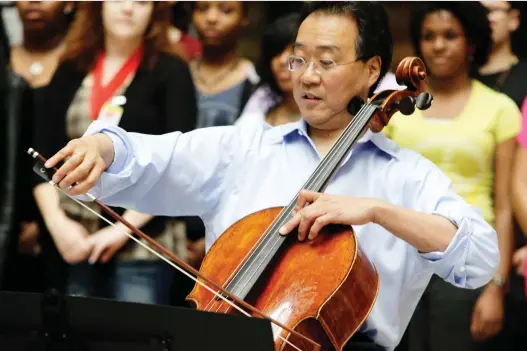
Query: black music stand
0 289 275 351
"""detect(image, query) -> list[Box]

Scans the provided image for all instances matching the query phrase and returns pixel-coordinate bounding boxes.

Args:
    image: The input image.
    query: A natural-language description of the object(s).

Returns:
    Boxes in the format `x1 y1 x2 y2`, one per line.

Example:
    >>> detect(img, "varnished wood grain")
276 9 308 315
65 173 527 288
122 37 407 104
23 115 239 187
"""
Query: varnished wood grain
187 207 379 351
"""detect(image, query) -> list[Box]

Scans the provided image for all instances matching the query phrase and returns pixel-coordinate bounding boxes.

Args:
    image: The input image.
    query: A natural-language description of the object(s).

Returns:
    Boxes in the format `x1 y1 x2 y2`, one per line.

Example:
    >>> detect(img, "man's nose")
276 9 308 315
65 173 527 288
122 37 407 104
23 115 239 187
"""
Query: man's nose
300 62 321 85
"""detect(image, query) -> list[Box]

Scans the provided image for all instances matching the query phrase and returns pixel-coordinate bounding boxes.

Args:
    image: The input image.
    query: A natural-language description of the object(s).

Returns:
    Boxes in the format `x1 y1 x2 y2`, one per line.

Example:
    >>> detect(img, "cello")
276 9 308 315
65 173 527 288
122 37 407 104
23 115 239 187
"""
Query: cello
28 57 433 351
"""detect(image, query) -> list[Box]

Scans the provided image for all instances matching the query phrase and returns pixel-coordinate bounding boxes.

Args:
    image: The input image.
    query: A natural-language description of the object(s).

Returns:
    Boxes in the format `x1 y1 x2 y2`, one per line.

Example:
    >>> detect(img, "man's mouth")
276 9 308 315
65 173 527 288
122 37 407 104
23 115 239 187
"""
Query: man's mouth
303 93 321 100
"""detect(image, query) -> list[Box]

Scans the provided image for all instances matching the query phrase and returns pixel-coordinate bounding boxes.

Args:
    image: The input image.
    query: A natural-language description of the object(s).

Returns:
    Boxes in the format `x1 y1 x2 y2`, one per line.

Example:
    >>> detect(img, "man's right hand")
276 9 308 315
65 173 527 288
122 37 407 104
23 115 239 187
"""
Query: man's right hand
44 133 115 195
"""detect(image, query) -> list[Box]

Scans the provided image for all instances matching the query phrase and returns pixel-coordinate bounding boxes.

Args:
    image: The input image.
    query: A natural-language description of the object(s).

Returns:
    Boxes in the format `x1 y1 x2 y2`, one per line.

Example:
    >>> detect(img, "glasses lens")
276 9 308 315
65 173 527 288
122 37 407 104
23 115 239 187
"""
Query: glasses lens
287 56 303 71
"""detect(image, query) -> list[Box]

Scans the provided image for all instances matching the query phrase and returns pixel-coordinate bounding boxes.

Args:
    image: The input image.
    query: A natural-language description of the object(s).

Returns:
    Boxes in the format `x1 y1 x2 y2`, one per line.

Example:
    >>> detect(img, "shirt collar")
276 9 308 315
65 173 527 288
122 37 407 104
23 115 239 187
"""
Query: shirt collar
265 118 400 159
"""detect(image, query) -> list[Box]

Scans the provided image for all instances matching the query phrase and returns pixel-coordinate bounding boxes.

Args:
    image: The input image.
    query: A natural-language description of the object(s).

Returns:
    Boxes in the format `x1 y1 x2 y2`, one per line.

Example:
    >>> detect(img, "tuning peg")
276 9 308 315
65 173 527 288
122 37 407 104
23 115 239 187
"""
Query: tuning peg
416 93 433 110
397 96 416 116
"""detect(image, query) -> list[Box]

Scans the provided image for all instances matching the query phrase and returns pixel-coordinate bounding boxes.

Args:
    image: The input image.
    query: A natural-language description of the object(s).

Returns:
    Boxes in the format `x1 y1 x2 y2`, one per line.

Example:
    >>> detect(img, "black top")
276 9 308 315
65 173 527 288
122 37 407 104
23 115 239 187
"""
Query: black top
32 52 198 236
476 60 527 108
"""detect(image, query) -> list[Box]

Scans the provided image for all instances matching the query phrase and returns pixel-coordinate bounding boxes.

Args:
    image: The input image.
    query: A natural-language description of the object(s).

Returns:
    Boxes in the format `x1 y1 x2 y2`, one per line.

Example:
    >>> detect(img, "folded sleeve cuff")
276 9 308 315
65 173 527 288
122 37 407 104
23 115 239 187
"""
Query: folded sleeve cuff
104 130 128 174
419 213 472 287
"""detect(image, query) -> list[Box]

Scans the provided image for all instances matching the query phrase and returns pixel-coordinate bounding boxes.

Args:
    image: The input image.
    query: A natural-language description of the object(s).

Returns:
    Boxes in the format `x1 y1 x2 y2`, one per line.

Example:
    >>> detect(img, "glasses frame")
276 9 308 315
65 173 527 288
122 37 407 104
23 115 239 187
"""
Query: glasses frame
286 55 360 75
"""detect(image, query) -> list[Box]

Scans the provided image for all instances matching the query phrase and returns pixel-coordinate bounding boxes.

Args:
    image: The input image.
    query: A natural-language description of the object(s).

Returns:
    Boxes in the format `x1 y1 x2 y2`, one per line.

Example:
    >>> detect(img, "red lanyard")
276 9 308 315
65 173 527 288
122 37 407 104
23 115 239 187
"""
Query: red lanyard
90 43 144 120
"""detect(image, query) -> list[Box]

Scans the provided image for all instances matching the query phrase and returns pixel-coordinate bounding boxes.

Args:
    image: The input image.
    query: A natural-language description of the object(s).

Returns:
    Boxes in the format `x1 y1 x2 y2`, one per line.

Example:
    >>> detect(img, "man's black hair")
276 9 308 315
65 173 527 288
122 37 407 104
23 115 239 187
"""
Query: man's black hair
410 2 492 76
297 1 393 96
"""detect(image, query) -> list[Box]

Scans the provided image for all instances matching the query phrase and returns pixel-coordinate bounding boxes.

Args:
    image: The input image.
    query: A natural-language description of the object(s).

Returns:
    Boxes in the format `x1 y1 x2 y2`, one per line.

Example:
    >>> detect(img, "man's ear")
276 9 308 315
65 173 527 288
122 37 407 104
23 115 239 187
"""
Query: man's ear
366 56 382 92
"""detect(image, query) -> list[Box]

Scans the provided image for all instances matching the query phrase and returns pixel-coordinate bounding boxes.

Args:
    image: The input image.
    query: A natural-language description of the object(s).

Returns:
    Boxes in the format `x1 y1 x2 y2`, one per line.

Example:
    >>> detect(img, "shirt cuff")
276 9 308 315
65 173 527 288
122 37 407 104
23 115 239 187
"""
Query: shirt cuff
418 213 472 287
104 130 128 174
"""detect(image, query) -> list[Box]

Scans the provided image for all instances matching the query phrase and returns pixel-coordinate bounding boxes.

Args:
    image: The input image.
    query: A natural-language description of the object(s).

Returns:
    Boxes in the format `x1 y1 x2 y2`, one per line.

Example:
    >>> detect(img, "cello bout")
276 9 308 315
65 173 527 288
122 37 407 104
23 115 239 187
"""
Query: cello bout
187 207 379 351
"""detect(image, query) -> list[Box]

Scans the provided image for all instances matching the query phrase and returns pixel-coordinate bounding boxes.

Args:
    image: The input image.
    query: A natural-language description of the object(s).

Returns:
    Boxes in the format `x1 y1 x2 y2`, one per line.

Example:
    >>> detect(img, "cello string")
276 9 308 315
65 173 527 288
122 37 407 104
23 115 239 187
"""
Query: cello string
53 184 305 351
209 104 375 313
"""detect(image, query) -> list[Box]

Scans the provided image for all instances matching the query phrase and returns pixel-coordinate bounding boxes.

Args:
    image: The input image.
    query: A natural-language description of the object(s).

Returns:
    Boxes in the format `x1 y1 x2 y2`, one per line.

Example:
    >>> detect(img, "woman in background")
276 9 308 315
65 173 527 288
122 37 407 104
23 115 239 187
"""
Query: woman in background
384 2 520 350
236 12 300 128
32 1 197 305
190 1 259 128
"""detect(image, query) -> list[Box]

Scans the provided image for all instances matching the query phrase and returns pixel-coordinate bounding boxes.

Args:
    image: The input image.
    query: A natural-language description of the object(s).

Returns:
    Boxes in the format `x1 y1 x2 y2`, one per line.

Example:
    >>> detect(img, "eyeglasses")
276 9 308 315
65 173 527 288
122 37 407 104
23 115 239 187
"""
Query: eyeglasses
286 55 360 75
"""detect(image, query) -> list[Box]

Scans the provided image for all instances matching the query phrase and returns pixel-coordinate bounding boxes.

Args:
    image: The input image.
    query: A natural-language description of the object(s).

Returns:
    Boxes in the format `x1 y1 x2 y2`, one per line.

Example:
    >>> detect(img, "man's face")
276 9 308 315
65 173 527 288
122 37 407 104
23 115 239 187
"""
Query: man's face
480 1 519 46
291 12 380 130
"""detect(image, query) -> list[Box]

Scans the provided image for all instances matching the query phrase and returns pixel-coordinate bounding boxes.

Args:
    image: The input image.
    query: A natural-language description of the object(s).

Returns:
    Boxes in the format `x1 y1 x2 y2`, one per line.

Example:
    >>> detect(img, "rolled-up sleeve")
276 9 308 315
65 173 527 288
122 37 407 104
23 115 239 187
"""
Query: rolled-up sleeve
76 120 240 218
104 129 130 175
404 156 499 289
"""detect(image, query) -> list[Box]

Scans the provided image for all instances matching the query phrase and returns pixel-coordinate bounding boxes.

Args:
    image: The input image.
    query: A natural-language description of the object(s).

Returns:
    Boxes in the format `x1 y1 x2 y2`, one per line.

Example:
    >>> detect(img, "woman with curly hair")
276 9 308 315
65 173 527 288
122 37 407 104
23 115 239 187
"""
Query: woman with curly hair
383 2 521 350
32 1 197 304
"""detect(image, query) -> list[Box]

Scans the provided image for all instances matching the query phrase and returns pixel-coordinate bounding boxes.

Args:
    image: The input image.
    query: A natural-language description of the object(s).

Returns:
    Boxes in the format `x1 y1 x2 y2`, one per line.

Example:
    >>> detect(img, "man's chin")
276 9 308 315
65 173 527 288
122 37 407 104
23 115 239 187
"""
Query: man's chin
303 115 332 128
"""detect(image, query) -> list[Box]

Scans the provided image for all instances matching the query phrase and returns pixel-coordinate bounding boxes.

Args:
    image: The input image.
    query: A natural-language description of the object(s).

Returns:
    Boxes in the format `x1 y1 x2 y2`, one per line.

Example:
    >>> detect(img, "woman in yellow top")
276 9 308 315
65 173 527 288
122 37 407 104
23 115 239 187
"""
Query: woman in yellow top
384 3 521 351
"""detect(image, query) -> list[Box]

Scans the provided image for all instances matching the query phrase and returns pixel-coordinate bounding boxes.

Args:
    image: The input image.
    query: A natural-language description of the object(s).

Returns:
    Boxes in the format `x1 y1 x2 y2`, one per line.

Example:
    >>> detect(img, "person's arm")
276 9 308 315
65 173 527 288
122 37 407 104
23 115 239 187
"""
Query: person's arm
87 210 153 264
45 120 247 220
380 162 500 290
372 201 457 252
33 183 92 263
469 96 522 341
490 138 516 283
468 138 515 342
280 157 499 290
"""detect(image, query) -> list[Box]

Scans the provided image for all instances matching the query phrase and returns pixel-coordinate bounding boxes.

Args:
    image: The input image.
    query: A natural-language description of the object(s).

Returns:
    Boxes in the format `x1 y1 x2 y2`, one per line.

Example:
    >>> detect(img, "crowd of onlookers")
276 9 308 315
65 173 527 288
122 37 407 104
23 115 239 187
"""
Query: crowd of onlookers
0 1 526 351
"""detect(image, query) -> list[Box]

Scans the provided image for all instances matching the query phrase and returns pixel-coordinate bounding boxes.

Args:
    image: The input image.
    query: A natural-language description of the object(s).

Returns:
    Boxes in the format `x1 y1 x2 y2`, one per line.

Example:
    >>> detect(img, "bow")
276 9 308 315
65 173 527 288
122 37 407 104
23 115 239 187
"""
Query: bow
28 148 320 351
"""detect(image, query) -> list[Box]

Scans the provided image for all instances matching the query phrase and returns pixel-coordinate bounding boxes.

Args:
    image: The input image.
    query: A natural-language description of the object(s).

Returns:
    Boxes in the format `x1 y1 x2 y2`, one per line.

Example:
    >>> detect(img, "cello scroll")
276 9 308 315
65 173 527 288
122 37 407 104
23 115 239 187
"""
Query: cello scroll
368 57 433 132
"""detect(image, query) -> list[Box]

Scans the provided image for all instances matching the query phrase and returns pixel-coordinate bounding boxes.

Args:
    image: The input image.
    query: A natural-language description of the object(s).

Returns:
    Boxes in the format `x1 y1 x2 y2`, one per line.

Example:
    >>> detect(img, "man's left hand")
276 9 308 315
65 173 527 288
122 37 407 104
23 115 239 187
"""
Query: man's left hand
470 284 504 341
279 190 380 241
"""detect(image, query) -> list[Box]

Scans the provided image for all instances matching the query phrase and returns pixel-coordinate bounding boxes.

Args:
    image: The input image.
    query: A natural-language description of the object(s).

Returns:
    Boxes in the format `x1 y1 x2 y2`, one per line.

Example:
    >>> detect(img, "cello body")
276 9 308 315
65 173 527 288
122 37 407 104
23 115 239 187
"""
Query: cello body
187 207 380 351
